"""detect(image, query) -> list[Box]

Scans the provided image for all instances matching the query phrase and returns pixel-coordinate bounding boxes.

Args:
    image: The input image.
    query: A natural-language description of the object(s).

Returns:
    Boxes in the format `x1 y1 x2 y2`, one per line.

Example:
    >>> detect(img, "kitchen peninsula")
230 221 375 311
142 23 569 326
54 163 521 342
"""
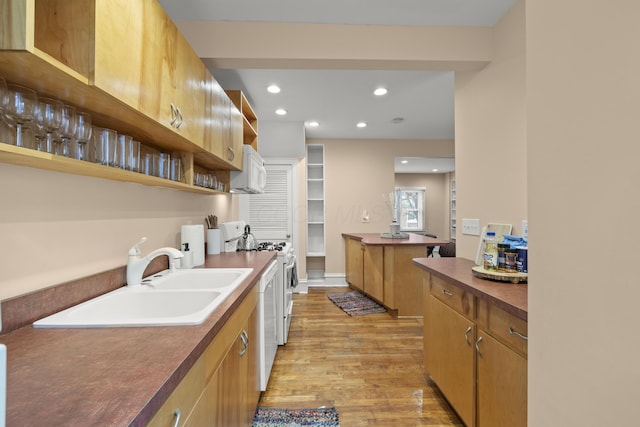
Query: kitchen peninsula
414 257 527 427
342 232 448 316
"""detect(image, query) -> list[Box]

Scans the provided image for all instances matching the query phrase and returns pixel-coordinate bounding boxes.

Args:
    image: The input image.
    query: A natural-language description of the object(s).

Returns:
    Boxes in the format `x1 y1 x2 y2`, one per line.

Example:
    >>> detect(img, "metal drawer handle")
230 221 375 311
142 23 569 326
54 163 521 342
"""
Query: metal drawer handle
228 146 235 161
176 107 183 129
475 336 483 356
508 326 528 341
172 408 181 427
239 329 249 356
464 326 472 346
169 103 178 126
442 289 454 297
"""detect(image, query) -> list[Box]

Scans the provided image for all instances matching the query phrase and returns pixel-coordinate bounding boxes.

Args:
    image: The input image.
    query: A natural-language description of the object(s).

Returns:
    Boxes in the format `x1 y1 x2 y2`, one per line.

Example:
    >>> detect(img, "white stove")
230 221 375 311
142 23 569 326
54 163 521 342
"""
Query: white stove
220 221 296 345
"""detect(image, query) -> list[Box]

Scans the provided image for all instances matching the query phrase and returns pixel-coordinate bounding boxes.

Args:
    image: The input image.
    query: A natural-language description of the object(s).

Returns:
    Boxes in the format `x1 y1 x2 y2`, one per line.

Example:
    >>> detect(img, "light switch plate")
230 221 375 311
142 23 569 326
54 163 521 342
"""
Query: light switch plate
462 218 481 236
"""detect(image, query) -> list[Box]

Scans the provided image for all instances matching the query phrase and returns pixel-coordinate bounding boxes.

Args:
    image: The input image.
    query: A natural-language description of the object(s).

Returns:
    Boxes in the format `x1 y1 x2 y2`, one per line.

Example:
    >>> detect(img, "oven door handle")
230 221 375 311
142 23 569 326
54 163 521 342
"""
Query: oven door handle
285 255 296 271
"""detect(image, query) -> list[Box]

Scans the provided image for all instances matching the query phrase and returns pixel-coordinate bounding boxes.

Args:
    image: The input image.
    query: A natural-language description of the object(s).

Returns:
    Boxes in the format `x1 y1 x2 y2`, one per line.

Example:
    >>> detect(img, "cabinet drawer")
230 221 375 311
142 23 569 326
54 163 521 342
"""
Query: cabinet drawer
430 276 474 318
477 299 528 357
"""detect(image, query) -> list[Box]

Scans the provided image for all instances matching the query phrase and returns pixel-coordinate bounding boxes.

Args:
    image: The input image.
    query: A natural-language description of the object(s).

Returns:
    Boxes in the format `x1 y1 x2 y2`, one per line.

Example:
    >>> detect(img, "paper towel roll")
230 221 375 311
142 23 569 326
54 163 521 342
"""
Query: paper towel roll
181 224 205 266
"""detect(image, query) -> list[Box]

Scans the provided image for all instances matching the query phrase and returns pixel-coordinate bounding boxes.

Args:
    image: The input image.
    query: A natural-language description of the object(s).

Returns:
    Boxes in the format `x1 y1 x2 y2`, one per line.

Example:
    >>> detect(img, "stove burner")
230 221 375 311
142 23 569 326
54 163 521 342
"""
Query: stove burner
257 241 287 252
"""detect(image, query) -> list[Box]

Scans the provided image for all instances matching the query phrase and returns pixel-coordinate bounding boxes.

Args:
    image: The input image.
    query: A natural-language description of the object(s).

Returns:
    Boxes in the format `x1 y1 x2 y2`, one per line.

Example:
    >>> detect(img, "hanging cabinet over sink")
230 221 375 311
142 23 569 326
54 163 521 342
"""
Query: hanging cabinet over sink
0 0 256 192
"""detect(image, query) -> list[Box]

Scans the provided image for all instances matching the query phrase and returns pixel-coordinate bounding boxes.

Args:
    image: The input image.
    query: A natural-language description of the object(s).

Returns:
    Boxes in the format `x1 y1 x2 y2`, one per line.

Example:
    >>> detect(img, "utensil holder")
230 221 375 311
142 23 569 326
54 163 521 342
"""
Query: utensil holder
207 228 221 255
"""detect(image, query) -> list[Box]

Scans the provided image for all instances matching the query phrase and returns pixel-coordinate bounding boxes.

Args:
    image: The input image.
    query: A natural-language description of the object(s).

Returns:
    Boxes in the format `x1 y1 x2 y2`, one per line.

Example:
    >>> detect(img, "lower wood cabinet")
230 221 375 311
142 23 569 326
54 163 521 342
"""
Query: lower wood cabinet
147 284 260 427
343 236 427 316
423 271 527 427
344 237 364 292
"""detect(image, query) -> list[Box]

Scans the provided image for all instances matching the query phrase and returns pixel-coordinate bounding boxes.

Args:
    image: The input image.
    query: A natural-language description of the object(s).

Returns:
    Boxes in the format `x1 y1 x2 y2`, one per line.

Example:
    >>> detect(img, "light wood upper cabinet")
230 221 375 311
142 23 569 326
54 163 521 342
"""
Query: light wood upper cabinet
0 0 255 192
93 0 206 145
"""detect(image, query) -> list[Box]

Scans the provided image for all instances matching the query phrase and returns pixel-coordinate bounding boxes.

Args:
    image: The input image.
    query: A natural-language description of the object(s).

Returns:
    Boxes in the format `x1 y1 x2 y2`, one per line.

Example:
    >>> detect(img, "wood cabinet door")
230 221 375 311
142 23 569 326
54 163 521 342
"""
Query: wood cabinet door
476 332 527 427
242 306 261 425
345 238 364 291
425 296 476 427
363 245 384 302
94 0 164 120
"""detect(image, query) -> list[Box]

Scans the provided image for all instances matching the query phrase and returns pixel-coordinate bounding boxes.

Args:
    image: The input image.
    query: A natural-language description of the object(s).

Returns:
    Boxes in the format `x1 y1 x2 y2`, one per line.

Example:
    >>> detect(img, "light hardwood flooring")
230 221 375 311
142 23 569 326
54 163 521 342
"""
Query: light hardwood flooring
259 287 464 426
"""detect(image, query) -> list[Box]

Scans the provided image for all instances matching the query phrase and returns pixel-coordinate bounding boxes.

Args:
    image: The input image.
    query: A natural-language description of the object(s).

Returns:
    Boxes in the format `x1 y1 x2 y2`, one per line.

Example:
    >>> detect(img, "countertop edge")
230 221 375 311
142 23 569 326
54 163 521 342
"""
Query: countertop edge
342 232 449 246
0 251 278 427
413 257 528 321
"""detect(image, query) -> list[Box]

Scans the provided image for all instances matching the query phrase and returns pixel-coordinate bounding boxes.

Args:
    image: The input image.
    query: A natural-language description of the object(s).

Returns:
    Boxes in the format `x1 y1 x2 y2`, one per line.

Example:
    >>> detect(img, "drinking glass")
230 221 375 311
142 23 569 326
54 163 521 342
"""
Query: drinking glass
169 157 182 182
0 76 12 144
34 97 63 153
4 84 38 148
126 139 141 172
116 134 131 169
56 104 77 157
156 152 170 179
73 111 92 161
92 127 117 166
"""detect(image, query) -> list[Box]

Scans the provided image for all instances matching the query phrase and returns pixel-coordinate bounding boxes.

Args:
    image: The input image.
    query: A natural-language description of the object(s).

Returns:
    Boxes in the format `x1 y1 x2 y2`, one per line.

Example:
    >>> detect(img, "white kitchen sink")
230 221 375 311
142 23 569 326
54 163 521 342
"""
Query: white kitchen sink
144 268 252 290
33 268 253 328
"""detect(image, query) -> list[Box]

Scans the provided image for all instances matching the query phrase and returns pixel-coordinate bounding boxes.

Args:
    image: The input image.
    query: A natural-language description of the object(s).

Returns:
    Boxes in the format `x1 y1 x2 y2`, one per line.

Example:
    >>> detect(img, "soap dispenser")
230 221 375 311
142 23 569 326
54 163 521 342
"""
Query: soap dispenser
181 243 193 269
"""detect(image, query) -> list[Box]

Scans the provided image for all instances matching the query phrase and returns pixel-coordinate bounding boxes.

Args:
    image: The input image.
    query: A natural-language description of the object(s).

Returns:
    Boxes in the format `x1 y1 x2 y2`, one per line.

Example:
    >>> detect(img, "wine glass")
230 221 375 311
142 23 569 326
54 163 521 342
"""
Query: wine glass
56 104 77 157
4 84 38 148
73 111 92 161
0 76 12 144
34 97 63 153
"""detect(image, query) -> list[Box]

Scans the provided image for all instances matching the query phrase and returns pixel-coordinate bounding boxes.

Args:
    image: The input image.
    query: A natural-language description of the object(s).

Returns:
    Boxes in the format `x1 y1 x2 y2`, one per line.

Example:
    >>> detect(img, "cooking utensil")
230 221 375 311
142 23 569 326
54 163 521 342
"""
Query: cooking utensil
237 225 258 251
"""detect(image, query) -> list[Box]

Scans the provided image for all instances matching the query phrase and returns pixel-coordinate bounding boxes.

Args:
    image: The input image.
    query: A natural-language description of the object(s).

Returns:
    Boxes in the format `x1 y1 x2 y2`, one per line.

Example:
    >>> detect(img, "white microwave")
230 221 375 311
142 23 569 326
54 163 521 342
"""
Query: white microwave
230 145 267 194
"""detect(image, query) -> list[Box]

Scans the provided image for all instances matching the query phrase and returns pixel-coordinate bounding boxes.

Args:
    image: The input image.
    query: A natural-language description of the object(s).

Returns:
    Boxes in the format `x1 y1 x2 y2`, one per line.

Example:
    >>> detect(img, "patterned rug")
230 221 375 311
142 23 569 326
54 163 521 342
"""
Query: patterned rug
252 406 340 426
327 290 387 316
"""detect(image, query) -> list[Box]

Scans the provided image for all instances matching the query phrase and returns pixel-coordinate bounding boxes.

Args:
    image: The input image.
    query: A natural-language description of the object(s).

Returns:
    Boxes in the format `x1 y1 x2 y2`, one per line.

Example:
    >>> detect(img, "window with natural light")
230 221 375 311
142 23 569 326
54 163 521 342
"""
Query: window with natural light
395 187 425 231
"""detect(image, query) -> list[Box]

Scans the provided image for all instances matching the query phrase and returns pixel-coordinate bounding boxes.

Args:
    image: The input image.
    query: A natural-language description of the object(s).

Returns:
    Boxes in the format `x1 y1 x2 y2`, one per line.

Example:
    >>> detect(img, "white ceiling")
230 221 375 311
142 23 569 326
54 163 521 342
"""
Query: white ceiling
157 0 517 171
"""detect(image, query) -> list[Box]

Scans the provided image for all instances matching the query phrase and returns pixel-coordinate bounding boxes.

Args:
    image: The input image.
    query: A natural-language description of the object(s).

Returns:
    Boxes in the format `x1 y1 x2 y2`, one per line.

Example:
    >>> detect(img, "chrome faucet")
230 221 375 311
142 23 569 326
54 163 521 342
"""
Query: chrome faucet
126 237 184 286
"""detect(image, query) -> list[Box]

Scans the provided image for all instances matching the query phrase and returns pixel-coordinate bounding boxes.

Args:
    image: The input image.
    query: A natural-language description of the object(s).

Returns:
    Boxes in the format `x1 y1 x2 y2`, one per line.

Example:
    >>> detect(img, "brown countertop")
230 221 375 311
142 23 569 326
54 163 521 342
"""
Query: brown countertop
0 251 277 427
413 257 528 321
342 232 449 246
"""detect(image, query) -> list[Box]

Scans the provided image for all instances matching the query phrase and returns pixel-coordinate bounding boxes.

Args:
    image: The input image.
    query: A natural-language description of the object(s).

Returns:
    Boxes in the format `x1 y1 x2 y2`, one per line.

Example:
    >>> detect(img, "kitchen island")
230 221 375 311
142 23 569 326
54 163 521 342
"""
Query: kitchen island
0 251 276 427
413 257 527 427
342 232 448 316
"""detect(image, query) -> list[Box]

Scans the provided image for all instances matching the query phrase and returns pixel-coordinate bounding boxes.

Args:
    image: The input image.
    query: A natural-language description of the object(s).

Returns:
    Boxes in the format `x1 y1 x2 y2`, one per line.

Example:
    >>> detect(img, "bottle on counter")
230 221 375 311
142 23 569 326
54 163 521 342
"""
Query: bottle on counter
497 243 509 271
181 242 193 269
483 231 499 271
504 246 518 272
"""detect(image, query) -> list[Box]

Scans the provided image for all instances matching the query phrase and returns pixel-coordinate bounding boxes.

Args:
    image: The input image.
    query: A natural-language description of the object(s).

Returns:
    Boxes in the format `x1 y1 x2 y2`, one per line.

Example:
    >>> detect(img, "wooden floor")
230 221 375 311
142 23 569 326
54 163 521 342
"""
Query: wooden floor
259 287 464 426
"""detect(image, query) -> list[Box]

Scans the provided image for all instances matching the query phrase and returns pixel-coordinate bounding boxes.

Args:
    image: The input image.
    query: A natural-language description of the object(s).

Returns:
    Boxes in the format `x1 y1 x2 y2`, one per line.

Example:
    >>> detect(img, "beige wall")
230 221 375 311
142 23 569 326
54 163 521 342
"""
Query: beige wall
0 163 239 300
314 138 454 275
527 1 640 425
454 0 527 260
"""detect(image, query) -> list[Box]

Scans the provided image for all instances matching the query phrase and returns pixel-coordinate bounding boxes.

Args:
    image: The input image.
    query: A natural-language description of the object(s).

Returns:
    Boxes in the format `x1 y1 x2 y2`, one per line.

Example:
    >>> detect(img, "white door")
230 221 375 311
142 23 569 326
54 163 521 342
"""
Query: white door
240 159 298 251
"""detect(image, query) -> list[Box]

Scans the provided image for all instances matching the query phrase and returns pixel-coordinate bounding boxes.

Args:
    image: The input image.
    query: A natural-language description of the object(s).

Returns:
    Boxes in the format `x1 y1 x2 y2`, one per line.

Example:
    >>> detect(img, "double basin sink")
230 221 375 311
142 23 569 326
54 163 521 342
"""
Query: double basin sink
33 268 253 328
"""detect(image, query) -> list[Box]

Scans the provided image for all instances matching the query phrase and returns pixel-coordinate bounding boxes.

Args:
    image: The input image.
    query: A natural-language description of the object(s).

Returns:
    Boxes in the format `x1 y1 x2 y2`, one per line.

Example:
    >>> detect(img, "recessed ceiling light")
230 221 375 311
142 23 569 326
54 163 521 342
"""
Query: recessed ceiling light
308 121 319 127
401 160 408 164
432 168 439 172
374 87 388 96
391 117 404 124
275 108 287 116
356 122 367 128
267 84 281 94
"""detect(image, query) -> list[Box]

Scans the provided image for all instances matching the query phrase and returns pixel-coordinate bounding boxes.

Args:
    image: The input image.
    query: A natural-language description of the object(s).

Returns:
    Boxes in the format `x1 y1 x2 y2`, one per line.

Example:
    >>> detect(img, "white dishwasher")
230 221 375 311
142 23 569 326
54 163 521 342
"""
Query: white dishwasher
258 260 278 391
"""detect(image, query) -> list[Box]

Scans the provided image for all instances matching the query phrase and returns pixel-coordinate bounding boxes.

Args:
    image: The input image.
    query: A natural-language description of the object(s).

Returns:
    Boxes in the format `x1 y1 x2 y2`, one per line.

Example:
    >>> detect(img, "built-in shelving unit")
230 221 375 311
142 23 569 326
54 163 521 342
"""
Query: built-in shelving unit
226 90 258 150
450 179 456 240
306 144 325 256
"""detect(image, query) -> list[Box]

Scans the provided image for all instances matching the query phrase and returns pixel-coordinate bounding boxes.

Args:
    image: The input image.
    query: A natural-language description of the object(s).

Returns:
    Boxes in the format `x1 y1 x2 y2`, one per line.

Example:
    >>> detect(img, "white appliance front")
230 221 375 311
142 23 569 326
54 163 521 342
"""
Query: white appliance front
258 260 278 391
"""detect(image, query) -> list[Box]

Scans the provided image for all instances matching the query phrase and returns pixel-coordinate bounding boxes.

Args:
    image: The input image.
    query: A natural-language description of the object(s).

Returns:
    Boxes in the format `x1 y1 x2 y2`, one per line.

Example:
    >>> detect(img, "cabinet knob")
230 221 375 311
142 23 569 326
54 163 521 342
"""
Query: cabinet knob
442 289 454 297
239 329 248 356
